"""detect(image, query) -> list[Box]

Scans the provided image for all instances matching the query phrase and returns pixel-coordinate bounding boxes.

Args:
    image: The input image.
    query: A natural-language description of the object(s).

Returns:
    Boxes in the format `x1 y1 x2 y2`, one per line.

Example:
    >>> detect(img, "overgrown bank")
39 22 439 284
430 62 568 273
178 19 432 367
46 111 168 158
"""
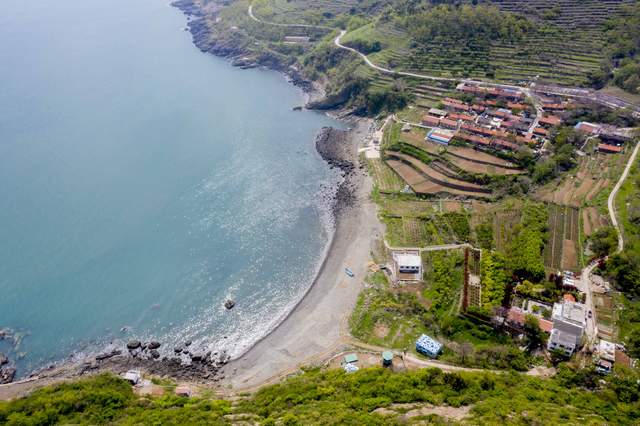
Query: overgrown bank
2 367 640 425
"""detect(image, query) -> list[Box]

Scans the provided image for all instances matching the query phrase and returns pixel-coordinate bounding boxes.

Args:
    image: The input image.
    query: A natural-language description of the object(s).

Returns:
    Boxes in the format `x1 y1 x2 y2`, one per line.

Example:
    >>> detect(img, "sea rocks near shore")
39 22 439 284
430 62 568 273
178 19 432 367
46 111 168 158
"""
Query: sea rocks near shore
80 340 232 383
0 352 16 384
315 126 362 215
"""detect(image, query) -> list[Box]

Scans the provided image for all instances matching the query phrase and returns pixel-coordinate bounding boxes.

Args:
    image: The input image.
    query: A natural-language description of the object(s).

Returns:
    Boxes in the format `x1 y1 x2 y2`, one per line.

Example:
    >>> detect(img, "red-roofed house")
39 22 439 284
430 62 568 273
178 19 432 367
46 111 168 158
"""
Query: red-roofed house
598 143 624 153
576 122 601 135
534 127 549 137
494 139 519 151
422 115 441 127
507 307 553 333
448 113 475 122
443 100 471 112
508 102 528 110
440 118 459 130
539 115 562 127
457 132 491 146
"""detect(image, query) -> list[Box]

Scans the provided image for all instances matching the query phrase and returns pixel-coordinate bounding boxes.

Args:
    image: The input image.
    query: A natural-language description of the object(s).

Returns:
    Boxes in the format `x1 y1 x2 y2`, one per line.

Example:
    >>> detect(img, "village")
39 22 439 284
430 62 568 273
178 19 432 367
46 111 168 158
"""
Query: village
349 80 638 377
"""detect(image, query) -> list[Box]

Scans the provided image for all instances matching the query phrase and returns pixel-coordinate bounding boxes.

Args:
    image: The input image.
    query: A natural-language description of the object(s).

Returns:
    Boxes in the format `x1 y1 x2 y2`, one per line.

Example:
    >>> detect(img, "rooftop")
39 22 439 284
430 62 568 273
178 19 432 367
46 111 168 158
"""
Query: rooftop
416 334 442 354
550 328 577 347
552 302 586 326
393 252 421 267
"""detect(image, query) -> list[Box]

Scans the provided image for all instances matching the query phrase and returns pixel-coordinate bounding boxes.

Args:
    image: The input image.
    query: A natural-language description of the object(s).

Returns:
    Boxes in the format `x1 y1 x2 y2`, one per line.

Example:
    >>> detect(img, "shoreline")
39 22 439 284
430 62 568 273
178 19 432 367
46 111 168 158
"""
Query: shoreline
0 118 379 400
0 1 380 398
225 119 382 391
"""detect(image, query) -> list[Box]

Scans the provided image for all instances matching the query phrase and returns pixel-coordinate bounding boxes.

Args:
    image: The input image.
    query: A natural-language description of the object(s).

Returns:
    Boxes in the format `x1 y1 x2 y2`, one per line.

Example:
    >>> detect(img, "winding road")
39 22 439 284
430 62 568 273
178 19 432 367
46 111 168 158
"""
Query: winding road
608 140 640 253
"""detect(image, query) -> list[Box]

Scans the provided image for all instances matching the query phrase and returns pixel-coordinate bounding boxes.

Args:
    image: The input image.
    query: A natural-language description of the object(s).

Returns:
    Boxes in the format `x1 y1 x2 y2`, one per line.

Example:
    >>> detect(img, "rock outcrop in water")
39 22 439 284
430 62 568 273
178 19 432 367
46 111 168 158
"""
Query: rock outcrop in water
315 127 359 215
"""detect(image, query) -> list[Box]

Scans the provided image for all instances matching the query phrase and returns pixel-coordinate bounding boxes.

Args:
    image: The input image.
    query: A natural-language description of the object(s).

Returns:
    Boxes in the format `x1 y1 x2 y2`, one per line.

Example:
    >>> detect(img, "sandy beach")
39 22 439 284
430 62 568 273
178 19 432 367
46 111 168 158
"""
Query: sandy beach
225 119 383 391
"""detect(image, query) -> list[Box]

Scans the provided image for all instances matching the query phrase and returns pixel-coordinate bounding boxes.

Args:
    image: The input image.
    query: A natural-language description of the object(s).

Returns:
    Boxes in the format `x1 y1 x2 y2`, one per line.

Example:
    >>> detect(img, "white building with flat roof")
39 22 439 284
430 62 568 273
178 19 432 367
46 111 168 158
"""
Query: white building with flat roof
547 301 587 356
548 329 578 356
392 251 422 282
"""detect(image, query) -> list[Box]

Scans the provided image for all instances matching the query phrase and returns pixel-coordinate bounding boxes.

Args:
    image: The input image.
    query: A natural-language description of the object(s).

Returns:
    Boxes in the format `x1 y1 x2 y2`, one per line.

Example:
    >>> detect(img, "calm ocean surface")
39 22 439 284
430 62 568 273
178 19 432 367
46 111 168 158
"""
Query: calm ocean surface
0 0 341 376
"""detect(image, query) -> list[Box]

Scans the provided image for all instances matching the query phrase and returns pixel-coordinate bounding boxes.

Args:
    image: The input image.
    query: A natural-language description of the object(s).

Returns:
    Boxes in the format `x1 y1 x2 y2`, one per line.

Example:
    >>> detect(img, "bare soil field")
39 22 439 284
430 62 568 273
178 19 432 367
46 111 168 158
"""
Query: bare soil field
388 151 487 192
561 239 578 271
446 145 518 168
444 153 524 176
400 132 443 155
534 153 625 207
544 204 581 272
582 206 608 236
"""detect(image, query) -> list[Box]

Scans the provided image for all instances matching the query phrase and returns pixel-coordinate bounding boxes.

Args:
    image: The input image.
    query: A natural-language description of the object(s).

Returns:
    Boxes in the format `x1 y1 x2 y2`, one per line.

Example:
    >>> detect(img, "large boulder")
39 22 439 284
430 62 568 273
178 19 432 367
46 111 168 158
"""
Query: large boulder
0 367 16 384
224 299 235 310
148 341 161 350
0 353 8 366
126 340 141 350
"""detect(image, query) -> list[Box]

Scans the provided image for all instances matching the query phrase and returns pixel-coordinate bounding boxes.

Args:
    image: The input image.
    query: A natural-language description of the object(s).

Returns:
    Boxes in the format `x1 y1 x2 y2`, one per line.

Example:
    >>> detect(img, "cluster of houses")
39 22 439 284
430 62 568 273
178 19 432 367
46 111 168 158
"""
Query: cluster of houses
421 84 566 152
418 83 633 157
574 121 632 153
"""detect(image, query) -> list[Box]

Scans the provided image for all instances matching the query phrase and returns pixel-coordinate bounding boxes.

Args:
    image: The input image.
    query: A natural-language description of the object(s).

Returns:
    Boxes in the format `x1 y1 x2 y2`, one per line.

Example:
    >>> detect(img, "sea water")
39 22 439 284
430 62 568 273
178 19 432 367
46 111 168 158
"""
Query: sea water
0 0 341 376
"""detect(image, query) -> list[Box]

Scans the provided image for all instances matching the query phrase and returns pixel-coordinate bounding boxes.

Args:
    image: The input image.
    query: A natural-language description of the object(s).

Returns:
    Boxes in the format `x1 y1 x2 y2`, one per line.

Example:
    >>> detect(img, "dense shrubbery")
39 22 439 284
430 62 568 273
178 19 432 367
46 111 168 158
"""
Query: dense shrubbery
0 374 231 425
480 250 508 310
3 367 640 425
601 2 640 93
405 4 534 46
506 202 548 282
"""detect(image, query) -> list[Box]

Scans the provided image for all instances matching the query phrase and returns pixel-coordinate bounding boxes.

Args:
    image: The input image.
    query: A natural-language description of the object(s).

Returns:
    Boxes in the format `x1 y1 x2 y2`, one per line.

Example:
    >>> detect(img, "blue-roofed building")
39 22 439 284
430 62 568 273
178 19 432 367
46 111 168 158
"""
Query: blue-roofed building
426 129 453 146
416 334 442 358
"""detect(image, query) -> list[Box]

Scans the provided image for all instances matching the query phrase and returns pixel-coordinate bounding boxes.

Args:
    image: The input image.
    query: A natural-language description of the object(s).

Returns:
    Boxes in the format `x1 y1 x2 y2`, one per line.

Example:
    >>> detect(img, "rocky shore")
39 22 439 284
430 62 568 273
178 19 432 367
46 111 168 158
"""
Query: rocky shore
315 126 367 216
171 0 317 94
0 1 374 397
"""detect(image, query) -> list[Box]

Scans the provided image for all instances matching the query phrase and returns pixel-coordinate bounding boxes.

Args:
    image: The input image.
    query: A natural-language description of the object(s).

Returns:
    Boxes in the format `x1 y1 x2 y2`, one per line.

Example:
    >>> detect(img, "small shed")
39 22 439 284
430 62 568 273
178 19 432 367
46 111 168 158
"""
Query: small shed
416 334 442 358
344 353 358 364
382 351 393 366
122 370 141 385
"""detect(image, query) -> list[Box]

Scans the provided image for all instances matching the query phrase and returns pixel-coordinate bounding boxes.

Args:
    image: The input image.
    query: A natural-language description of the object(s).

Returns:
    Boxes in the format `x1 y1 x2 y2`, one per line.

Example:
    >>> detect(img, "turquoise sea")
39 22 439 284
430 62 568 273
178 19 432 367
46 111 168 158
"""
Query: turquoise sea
0 0 341 376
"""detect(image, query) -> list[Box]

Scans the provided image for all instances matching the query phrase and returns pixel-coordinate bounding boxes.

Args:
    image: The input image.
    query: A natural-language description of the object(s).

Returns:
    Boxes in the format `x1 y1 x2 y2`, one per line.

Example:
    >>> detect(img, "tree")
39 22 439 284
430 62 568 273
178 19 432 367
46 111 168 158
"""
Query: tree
524 314 546 351
589 227 617 257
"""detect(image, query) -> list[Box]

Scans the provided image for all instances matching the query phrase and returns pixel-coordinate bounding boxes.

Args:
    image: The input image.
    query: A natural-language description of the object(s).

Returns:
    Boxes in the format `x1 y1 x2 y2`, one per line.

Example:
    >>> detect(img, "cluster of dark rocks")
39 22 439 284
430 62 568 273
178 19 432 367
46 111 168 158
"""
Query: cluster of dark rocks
126 340 162 360
315 127 363 215
0 353 16 384
75 339 231 384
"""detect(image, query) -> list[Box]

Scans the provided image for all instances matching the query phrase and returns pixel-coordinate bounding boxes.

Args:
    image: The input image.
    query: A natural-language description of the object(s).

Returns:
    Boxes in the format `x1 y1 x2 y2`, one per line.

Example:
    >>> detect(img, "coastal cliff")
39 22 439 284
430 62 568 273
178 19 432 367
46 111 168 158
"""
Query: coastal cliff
172 0 316 93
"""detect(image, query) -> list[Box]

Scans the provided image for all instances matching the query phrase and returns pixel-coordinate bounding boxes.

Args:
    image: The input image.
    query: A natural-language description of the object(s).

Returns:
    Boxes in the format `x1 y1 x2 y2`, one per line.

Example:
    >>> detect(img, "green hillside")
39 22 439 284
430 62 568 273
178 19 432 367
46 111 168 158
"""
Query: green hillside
2 368 640 425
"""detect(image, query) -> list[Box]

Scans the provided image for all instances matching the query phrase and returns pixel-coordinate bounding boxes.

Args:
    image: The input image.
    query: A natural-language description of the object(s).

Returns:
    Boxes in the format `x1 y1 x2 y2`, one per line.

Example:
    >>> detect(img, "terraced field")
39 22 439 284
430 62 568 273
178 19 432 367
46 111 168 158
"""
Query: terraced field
339 0 632 86
386 151 493 198
368 158 406 193
381 205 471 247
543 204 581 272
534 152 627 207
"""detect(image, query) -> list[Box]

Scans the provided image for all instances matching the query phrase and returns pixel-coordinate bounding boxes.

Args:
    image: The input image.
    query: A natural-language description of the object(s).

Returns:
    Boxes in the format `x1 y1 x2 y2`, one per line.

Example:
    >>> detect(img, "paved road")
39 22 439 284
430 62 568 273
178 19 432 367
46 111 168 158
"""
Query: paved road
608 141 640 253
248 2 639 115
578 262 599 345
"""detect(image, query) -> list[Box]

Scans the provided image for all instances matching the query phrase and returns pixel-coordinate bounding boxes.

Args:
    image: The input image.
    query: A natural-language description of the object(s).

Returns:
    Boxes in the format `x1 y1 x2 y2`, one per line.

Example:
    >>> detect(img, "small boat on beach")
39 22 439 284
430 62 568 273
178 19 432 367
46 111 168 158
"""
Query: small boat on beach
345 268 354 277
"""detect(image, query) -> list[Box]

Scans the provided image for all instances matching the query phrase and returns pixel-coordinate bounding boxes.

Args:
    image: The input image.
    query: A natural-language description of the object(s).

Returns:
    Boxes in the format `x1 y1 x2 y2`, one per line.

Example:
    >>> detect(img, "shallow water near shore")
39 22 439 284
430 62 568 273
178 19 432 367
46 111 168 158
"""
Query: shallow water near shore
0 0 343 377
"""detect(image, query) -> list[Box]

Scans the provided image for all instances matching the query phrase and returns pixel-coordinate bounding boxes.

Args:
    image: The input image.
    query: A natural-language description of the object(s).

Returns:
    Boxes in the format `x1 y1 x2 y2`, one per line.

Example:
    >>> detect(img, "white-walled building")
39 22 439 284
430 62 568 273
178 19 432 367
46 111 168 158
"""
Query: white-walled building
392 251 422 282
547 301 587 356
